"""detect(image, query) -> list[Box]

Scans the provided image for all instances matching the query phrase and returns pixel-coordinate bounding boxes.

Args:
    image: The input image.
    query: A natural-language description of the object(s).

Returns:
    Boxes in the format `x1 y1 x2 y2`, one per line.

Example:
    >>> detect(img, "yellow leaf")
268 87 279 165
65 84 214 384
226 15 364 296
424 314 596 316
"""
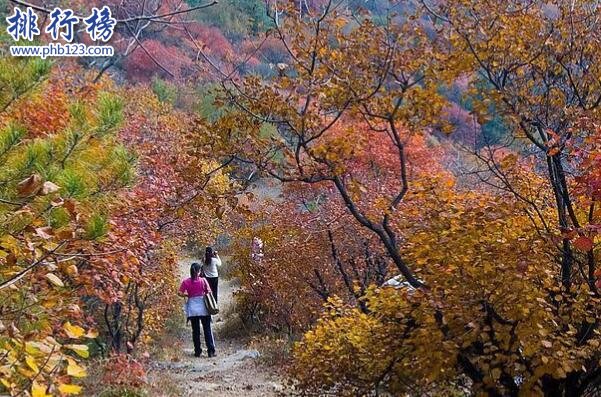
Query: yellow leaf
25 342 41 355
31 381 50 397
58 383 82 395
65 344 89 358
26 341 53 354
18 365 36 378
63 322 85 339
1 235 19 253
26 355 39 373
45 273 64 287
66 359 86 378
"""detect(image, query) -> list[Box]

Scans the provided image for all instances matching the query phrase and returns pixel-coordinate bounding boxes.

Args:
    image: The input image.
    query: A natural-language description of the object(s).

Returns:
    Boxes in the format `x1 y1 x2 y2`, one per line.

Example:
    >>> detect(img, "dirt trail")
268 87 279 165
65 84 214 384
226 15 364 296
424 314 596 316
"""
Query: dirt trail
147 258 288 396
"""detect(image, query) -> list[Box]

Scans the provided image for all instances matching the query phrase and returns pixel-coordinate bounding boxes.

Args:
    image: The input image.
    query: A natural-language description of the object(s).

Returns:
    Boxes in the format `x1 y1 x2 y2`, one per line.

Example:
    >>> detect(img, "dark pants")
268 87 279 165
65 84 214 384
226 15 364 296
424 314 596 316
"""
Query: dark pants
206 277 219 303
189 315 215 356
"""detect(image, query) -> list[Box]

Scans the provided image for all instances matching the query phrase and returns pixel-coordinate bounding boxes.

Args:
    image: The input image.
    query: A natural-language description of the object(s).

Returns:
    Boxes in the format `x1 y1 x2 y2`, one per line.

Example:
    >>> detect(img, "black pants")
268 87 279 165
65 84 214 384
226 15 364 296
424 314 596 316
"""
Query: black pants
189 315 215 356
206 277 219 303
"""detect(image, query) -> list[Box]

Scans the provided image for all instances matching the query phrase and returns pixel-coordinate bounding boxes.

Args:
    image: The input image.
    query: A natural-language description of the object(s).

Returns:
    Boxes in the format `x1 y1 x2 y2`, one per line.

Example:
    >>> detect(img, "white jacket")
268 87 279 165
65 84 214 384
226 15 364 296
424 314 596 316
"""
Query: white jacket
202 256 221 278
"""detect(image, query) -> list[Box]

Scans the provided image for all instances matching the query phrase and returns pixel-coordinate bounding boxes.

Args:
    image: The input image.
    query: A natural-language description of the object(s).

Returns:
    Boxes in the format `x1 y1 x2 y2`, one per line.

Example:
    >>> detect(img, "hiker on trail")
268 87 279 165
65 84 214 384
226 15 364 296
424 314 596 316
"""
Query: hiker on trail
178 262 216 358
202 246 221 303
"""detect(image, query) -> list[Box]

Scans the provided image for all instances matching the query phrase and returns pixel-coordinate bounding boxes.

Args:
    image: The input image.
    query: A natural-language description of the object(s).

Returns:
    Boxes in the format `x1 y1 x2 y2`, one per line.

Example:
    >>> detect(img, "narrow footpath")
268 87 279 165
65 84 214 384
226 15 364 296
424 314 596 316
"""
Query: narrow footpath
147 258 289 396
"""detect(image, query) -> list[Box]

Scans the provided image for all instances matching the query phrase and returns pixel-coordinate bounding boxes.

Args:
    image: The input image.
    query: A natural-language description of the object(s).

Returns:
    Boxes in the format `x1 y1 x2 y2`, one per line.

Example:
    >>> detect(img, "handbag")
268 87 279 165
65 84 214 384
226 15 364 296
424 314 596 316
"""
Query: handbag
203 279 219 315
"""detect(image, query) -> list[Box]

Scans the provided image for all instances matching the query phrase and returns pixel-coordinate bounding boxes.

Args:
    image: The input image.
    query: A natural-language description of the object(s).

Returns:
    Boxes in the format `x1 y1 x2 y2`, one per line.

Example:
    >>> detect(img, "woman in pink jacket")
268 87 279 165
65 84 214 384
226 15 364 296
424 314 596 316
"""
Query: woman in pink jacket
178 262 216 357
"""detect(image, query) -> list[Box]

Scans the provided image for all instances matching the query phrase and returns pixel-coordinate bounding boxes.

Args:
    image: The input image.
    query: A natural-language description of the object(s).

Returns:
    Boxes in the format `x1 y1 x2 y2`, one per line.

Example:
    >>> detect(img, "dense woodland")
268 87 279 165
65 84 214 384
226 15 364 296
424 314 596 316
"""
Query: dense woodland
2 0 601 396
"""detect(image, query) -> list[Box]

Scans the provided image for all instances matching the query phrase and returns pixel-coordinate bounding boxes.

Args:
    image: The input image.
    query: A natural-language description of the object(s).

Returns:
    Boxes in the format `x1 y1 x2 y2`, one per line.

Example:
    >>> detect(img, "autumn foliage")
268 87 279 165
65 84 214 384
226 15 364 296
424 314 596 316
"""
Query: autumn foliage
0 42 231 397
0 55 131 395
209 0 601 395
6 0 601 396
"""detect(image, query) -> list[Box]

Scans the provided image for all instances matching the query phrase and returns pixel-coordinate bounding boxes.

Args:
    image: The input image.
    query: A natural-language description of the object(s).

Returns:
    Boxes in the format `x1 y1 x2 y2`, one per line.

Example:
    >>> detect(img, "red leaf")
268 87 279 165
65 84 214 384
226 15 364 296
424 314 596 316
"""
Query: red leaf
574 236 594 252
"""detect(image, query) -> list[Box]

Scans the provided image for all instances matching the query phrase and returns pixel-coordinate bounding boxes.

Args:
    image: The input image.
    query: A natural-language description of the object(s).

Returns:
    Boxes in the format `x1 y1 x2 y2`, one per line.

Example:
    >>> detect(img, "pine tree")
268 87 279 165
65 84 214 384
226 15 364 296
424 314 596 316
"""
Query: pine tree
0 50 134 395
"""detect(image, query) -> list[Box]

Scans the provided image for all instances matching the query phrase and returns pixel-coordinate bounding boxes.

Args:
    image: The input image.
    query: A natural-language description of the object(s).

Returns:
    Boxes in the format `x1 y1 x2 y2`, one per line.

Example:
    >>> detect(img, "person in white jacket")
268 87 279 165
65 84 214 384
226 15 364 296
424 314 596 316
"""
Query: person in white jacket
202 246 221 303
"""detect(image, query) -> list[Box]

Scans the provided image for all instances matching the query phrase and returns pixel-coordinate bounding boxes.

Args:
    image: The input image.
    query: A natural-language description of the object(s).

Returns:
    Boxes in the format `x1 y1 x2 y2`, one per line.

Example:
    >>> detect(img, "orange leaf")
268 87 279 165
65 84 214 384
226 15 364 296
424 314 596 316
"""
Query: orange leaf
17 174 43 197
216 205 226 219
